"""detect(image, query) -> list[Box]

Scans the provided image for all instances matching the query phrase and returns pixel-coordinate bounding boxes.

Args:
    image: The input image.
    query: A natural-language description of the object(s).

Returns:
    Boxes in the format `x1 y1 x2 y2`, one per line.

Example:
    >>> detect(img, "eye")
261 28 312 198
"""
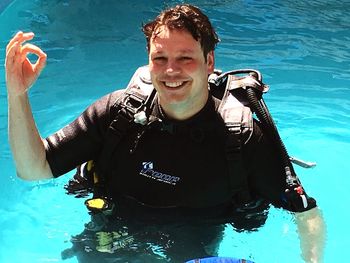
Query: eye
152 56 167 63
178 56 193 64
180 56 192 61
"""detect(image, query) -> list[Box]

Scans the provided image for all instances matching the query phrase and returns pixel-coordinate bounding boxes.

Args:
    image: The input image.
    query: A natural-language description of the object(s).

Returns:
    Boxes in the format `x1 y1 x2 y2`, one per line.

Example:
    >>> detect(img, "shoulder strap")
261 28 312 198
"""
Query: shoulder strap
212 70 268 204
94 67 156 197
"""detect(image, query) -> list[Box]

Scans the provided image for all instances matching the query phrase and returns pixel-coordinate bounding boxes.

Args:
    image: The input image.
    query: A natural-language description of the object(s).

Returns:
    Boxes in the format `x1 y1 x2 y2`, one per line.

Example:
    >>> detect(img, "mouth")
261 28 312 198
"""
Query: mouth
162 81 188 89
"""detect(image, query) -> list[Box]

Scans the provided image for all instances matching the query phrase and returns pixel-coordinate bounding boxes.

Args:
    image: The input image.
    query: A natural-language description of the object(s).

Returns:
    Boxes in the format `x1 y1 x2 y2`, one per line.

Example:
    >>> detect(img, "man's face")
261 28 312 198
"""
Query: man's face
149 26 214 118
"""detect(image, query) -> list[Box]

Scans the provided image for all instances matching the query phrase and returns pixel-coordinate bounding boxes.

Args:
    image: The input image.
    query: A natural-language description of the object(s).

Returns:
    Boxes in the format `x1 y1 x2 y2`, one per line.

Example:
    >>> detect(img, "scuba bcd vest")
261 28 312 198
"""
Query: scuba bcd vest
65 66 315 214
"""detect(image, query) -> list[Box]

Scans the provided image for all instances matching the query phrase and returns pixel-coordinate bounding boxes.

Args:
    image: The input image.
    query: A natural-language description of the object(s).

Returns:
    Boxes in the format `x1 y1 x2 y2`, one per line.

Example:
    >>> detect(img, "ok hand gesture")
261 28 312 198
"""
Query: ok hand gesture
5 31 47 97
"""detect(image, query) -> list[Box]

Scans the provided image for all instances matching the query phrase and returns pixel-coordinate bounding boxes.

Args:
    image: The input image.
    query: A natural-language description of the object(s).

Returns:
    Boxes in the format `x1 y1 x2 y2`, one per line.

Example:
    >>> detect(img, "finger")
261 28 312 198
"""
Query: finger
20 43 46 63
20 44 47 74
6 31 35 53
6 31 23 53
6 31 35 54
33 53 47 75
5 41 20 69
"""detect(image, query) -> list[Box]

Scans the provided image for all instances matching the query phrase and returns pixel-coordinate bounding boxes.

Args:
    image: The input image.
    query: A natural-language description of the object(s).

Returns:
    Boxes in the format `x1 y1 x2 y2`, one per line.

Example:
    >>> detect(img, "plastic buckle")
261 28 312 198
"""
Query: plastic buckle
85 197 115 215
124 93 146 114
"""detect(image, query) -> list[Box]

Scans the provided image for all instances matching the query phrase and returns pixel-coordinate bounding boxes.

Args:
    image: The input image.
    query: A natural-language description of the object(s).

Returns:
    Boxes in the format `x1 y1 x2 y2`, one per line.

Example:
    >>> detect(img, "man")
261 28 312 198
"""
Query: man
5 4 324 262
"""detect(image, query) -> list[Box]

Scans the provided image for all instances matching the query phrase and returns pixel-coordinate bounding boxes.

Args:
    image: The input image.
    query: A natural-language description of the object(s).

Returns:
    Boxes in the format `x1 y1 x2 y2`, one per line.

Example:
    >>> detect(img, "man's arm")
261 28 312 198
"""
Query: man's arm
246 123 326 262
295 207 326 263
5 31 53 180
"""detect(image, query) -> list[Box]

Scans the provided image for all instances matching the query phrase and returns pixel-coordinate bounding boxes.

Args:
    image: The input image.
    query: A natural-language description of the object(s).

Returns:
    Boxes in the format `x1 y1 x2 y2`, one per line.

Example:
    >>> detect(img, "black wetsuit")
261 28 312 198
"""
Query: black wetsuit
45 88 315 220
49 89 316 262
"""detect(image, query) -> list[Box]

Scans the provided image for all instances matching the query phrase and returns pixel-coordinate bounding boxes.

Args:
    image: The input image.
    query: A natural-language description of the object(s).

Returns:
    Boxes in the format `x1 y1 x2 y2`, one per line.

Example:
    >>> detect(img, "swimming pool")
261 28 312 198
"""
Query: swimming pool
1 0 349 262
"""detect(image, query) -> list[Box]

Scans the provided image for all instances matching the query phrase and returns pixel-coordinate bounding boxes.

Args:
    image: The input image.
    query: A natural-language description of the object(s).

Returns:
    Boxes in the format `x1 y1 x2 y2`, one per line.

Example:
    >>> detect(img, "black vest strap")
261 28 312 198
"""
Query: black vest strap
215 74 254 205
225 126 251 204
94 88 156 197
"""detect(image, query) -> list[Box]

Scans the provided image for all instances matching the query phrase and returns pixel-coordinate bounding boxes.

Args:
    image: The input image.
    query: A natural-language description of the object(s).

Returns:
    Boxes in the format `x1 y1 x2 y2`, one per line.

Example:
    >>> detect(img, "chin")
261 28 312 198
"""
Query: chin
155 86 186 101
162 98 187 107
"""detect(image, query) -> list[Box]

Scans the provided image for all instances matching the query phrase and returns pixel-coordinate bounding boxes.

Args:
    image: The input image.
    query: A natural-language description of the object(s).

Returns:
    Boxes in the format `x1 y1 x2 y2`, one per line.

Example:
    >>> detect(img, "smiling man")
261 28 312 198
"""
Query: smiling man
148 25 214 120
6 4 324 262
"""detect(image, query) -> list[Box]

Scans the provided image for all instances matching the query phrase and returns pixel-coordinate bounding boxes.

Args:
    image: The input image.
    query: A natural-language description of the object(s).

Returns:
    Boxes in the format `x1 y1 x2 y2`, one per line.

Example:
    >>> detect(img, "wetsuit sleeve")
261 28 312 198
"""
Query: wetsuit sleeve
244 120 317 212
44 90 124 177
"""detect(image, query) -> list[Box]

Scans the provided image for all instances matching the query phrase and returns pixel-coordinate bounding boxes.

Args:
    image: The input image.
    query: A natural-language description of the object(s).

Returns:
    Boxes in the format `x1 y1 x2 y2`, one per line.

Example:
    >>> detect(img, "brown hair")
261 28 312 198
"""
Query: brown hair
142 4 220 58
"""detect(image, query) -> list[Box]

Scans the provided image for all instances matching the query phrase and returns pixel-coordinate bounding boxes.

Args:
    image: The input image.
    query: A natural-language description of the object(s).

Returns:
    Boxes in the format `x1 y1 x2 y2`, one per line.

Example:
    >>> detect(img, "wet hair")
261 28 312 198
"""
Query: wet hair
142 4 220 58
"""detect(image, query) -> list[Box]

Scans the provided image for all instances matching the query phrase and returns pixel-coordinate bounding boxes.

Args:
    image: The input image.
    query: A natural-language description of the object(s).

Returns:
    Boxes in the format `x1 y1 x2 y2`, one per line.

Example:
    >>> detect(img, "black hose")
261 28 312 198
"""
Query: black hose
246 87 299 186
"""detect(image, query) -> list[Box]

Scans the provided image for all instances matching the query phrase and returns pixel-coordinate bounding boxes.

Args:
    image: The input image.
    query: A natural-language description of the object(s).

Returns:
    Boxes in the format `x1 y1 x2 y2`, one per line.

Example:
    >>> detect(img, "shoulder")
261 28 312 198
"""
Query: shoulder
66 89 127 135
92 89 126 110
84 89 126 118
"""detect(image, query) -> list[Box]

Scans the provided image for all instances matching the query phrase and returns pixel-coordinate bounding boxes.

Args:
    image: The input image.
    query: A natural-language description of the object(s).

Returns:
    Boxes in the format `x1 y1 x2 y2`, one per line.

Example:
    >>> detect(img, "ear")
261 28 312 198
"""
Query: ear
206 51 215 74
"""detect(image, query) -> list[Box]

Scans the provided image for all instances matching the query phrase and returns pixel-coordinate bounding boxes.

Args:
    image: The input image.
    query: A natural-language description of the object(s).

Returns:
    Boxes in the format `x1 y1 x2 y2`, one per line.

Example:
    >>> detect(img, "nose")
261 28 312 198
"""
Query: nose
165 59 181 75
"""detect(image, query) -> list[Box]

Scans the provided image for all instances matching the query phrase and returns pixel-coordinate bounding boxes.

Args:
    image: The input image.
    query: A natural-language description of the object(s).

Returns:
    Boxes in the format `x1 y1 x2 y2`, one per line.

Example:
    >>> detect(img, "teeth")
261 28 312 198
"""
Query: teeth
164 81 183 88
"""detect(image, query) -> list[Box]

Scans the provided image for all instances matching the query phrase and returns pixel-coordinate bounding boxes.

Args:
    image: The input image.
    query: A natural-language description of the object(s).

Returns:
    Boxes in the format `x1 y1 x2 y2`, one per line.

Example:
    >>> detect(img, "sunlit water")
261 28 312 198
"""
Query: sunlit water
0 0 349 262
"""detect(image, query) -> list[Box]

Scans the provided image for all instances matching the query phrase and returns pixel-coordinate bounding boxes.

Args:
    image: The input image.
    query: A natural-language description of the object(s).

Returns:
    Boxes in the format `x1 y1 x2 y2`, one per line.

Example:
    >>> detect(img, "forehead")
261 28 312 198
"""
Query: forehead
150 26 201 52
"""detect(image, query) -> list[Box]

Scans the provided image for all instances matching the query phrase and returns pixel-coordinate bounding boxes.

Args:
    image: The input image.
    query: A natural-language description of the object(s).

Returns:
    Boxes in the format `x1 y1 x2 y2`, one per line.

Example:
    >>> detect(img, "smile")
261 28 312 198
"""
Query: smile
163 81 188 88
165 81 183 87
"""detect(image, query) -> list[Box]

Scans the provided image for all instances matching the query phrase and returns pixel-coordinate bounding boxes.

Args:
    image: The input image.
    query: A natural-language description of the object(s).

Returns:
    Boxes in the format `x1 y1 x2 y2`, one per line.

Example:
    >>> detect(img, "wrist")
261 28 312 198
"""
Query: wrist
7 88 29 100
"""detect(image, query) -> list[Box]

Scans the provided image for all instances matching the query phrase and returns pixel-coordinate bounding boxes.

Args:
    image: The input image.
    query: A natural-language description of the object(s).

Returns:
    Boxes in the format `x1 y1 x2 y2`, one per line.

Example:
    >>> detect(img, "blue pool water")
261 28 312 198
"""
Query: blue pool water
1 0 349 262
